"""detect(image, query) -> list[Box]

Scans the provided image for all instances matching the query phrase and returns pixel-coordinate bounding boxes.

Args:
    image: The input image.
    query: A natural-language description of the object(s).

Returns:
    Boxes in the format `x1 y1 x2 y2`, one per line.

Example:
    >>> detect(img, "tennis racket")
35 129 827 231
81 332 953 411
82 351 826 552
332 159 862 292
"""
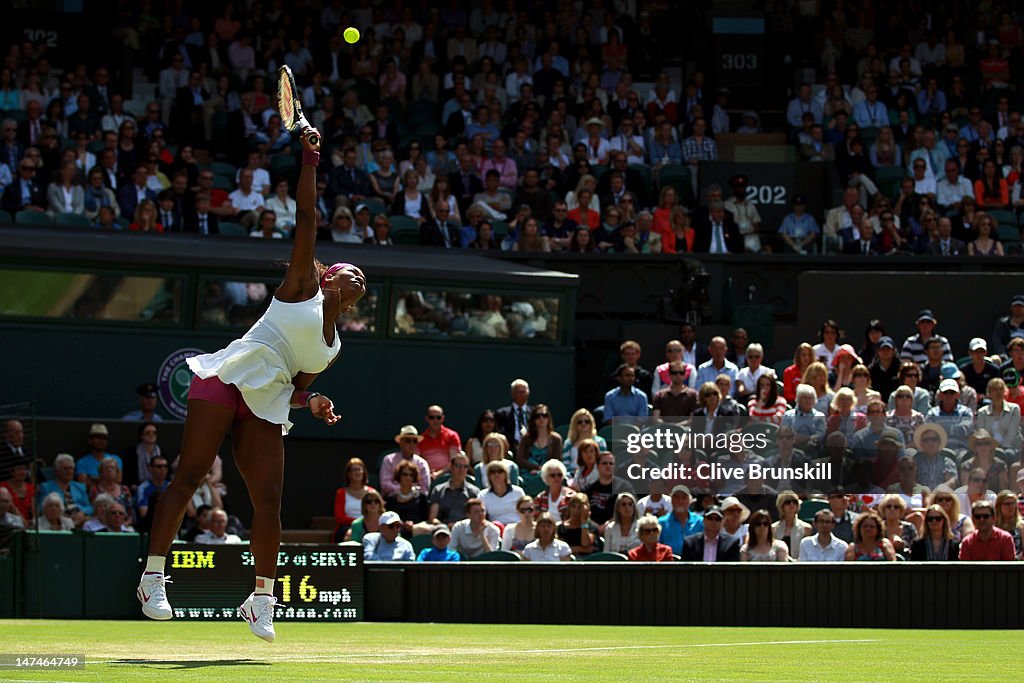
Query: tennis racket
277 65 319 146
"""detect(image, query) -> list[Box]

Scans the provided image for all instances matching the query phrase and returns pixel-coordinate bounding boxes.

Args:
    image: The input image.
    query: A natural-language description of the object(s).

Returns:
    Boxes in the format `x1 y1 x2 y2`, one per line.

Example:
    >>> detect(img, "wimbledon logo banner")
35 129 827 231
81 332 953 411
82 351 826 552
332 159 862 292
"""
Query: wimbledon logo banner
158 348 205 419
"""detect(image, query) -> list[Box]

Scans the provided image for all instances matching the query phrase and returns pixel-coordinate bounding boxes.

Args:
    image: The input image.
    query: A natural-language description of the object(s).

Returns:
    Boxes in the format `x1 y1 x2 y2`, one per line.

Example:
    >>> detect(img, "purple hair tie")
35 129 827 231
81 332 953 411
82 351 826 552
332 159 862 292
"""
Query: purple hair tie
320 262 354 289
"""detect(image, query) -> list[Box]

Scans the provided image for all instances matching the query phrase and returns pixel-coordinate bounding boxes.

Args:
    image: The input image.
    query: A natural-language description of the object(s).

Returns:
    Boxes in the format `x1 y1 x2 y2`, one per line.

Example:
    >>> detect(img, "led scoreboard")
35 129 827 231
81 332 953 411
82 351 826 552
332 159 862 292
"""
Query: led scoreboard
166 544 363 621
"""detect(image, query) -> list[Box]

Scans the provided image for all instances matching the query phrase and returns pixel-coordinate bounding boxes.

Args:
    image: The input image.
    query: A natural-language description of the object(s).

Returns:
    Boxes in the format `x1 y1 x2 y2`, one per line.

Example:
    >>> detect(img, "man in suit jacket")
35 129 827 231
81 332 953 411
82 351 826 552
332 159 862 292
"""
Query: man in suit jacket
842 219 882 255
17 101 46 148
116 165 158 221
693 202 743 254
924 217 966 255
184 194 220 235
680 508 741 561
369 104 398 151
419 201 460 247
0 420 31 481
328 148 372 207
448 156 483 217
315 35 352 84
156 191 184 232
493 379 532 451
1 161 46 214
444 93 475 140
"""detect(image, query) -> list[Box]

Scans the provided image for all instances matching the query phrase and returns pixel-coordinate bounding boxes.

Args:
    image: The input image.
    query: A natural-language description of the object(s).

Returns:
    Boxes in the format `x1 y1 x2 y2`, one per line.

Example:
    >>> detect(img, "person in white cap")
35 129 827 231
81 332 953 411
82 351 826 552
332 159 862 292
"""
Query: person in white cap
718 496 750 543
926 379 974 452
362 511 415 561
962 337 1001 395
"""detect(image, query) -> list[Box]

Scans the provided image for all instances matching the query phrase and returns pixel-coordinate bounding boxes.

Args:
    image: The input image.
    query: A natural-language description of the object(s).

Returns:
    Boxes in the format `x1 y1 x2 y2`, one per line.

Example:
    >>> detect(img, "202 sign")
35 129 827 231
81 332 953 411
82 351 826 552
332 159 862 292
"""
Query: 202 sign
745 185 788 205
23 29 59 48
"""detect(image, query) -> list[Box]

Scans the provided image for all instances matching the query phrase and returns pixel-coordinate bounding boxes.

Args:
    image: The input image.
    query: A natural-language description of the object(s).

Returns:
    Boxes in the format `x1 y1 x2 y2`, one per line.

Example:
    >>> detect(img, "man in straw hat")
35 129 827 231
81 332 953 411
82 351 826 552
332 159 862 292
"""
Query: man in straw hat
379 425 430 495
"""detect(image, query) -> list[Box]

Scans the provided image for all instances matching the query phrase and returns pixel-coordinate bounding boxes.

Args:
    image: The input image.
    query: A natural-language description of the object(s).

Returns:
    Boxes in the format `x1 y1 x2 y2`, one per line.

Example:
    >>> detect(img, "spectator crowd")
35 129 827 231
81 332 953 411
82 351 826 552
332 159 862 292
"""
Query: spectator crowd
2 2 1023 253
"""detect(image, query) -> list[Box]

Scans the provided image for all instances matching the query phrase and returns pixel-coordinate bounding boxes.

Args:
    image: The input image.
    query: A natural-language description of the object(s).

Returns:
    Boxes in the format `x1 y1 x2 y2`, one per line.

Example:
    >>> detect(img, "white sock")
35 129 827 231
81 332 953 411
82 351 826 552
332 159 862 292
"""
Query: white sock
255 576 275 596
145 555 165 574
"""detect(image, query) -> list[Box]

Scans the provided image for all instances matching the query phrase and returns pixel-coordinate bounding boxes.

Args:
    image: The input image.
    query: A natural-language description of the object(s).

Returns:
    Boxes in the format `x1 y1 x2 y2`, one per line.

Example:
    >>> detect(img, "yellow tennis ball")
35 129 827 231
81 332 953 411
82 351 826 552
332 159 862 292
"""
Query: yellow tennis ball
343 27 360 44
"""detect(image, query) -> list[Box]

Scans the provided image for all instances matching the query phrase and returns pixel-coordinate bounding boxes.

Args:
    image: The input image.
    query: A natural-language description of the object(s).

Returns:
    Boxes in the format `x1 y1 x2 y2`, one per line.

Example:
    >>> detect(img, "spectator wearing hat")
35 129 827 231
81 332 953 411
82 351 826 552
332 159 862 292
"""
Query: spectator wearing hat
416 526 460 562
778 195 820 254
718 496 750 544
991 295 1024 357
962 337 1001 395
580 118 611 167
724 175 763 253
681 506 741 561
629 514 675 561
958 499 1016 561
977 377 1022 453
75 424 122 486
123 383 164 422
926 379 974 452
379 426 431 496
657 485 704 555
363 510 415 561
899 309 953 365
869 336 901 401
912 424 957 490
960 429 1008 492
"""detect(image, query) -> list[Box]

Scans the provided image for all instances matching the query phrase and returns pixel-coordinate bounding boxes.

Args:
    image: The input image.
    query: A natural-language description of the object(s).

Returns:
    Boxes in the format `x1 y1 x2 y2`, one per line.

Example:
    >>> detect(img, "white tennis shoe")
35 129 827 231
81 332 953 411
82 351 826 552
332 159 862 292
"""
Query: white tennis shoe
238 592 277 642
137 573 173 620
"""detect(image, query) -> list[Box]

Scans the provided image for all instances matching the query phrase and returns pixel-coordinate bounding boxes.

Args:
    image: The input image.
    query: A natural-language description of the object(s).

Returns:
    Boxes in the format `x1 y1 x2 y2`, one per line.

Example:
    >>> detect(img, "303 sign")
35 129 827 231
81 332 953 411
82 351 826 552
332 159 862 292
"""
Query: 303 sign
721 53 758 70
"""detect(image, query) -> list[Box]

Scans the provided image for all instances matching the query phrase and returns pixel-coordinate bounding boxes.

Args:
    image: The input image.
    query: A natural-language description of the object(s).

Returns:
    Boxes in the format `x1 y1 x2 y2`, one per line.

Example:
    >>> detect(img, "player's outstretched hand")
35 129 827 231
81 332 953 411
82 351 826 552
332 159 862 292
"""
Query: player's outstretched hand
301 126 321 152
310 394 340 425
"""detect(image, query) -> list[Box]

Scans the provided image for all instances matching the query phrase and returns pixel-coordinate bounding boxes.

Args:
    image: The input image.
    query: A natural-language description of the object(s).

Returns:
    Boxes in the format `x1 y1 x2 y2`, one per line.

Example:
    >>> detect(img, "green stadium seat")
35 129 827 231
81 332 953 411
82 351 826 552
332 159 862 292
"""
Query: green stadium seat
988 209 1016 226
554 423 570 439
389 214 420 234
772 359 791 378
207 161 237 177
15 211 53 226
628 164 652 189
797 499 829 523
471 550 520 561
0 209 12 223
581 551 629 561
87 140 106 154
490 220 509 238
362 197 387 217
521 473 547 497
658 165 694 204
393 231 419 245
54 213 92 227
411 534 434 557
218 222 247 237
270 154 297 178
997 224 1020 243
4 109 27 123
212 176 234 191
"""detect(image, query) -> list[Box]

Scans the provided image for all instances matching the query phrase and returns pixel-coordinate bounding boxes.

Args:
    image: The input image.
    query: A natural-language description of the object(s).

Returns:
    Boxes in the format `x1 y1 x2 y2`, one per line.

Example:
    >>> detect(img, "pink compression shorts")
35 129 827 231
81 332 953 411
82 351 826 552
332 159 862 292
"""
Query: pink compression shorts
188 375 255 421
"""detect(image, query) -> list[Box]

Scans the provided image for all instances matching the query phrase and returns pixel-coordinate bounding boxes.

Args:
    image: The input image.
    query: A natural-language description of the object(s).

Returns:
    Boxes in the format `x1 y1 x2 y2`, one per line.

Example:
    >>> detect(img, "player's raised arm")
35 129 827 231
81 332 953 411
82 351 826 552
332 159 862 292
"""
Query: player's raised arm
279 127 321 299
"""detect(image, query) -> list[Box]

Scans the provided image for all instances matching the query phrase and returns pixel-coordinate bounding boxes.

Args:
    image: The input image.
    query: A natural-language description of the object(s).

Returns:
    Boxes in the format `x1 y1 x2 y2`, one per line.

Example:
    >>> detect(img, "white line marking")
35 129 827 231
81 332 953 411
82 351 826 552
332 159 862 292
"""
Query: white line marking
87 639 880 665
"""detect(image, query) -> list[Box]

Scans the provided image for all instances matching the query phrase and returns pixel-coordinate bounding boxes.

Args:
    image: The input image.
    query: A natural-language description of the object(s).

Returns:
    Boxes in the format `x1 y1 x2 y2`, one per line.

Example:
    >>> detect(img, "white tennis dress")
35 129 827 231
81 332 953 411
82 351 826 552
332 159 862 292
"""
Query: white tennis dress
187 289 341 434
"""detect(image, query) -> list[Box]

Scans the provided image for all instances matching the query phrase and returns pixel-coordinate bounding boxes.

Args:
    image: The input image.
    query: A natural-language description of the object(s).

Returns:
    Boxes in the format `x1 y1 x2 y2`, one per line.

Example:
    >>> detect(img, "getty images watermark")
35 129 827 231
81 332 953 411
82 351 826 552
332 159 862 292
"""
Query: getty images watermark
611 418 833 487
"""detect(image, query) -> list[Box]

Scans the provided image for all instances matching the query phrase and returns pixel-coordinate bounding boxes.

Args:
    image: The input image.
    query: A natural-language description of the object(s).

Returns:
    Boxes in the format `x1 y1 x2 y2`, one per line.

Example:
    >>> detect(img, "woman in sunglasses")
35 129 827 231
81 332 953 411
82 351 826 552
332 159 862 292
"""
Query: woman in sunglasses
562 409 606 475
909 505 959 560
877 493 917 557
960 429 1008 492
501 495 537 555
931 484 974 542
516 404 563 474
885 384 925 445
844 509 896 561
994 490 1024 559
603 492 641 554
535 460 572 523
741 509 789 562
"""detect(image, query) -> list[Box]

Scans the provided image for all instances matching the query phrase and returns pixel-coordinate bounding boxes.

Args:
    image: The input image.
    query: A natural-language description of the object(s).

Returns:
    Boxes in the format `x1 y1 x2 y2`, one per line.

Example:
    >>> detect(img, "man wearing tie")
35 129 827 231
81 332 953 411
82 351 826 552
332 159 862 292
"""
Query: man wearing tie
17 101 45 147
695 202 742 254
328 148 371 209
419 201 458 247
185 194 219 235
925 217 965 256
0 420 31 481
157 191 183 232
843 217 881 255
494 380 532 451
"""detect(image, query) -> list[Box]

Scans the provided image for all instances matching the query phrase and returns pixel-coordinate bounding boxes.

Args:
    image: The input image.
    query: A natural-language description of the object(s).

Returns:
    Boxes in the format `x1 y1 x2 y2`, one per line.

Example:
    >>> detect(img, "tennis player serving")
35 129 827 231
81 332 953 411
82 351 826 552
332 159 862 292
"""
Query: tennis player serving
137 126 365 642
